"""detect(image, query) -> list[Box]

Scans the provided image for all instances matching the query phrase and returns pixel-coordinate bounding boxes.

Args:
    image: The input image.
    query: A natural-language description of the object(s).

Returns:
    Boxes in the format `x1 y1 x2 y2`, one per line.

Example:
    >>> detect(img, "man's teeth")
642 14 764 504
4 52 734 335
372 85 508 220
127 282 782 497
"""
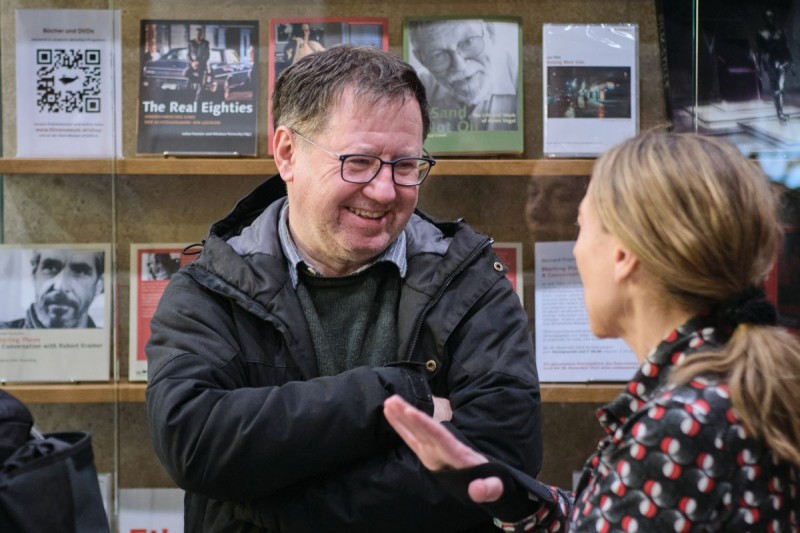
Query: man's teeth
350 208 383 219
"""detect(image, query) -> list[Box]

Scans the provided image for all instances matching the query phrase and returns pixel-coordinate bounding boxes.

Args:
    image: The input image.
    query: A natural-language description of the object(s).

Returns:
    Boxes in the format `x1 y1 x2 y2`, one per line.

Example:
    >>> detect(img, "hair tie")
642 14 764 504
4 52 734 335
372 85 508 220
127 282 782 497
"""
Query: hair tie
715 286 777 328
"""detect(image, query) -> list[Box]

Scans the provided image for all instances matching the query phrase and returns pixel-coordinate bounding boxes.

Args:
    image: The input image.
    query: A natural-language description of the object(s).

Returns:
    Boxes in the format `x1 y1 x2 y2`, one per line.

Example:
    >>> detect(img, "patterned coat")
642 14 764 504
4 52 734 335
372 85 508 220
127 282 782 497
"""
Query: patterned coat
502 316 800 532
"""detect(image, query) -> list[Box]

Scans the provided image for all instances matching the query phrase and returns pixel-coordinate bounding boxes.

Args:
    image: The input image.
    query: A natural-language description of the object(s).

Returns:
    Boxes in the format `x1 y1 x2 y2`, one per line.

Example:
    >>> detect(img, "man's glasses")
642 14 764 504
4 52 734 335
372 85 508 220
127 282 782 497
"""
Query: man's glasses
291 129 436 187
418 31 485 73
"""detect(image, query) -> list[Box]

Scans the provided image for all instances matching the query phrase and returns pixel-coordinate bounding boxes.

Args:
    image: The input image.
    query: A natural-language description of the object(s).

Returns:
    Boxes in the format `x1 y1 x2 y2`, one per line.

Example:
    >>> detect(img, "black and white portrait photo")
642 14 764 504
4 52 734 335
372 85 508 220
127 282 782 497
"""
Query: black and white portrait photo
0 246 107 329
406 18 520 133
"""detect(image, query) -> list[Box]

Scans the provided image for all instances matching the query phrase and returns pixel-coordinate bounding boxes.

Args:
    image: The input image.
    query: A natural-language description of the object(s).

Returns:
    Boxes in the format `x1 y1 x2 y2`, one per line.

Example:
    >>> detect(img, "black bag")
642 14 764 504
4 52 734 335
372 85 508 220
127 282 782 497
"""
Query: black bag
0 391 109 533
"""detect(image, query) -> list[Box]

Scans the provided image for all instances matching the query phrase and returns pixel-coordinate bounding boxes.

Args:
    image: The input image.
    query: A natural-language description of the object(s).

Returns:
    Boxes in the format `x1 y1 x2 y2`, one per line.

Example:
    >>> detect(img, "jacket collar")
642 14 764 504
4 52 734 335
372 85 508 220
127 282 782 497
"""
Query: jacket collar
596 314 723 434
192 173 486 315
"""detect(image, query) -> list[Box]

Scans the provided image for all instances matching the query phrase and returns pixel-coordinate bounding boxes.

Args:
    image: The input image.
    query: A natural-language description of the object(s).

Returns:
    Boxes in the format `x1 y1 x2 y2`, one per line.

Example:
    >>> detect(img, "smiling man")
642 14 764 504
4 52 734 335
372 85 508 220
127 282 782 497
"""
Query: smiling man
0 249 104 329
146 45 541 532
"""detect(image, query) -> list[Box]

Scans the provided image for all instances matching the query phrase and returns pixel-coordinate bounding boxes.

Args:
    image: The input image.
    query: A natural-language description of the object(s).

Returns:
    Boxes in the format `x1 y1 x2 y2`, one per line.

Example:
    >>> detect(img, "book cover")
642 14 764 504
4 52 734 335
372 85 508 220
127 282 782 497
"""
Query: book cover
403 16 523 155
267 17 388 155
129 244 194 381
15 9 122 158
542 23 639 157
658 0 800 157
534 241 638 382
137 19 258 156
118 488 184 533
492 242 523 304
0 244 111 382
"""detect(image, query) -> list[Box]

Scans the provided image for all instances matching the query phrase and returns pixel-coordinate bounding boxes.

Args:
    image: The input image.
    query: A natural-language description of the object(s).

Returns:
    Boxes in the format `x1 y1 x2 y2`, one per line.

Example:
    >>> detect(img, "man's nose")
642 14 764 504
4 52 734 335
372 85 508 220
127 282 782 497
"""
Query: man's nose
530 195 551 215
448 50 468 71
49 270 69 291
363 164 397 202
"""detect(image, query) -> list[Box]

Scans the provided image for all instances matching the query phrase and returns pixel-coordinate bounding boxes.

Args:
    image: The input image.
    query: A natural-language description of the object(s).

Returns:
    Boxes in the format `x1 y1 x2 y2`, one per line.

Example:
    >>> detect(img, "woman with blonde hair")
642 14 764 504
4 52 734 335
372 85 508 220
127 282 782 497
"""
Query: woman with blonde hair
384 131 800 531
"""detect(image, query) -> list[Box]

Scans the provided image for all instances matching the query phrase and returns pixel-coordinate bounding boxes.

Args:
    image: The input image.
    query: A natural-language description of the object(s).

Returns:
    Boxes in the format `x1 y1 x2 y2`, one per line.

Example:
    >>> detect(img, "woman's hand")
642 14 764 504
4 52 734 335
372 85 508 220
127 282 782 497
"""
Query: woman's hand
383 394 503 502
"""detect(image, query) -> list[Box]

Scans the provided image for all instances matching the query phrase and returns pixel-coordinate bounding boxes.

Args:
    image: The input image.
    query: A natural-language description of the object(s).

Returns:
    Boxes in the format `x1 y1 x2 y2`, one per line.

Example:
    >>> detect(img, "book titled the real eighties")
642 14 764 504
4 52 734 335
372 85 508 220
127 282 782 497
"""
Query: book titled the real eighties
136 19 259 156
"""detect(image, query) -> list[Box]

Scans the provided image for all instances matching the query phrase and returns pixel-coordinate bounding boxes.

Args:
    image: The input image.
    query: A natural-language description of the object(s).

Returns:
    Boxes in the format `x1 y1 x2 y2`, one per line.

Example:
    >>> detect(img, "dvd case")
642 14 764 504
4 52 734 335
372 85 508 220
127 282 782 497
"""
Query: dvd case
542 23 639 157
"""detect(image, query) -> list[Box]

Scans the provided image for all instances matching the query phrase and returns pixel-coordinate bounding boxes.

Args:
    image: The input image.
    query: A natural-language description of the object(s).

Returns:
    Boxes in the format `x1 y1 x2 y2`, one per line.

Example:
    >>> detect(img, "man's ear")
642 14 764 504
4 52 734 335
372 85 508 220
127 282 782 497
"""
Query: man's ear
613 243 639 284
273 126 296 182
94 275 104 298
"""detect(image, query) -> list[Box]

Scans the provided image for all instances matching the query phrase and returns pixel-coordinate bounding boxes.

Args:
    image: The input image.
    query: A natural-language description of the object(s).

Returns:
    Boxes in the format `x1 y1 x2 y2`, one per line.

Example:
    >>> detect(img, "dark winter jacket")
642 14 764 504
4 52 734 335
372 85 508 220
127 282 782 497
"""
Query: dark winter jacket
145 175 542 532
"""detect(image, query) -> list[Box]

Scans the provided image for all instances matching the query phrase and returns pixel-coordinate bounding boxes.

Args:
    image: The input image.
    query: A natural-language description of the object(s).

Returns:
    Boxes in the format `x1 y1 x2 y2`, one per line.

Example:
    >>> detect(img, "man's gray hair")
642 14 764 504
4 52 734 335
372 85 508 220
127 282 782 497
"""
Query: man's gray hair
272 45 430 139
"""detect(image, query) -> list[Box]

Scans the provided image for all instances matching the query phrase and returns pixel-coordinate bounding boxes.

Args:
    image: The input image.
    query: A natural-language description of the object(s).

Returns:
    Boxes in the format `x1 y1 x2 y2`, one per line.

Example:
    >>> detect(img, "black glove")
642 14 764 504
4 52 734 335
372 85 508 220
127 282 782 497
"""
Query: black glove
434 461 554 523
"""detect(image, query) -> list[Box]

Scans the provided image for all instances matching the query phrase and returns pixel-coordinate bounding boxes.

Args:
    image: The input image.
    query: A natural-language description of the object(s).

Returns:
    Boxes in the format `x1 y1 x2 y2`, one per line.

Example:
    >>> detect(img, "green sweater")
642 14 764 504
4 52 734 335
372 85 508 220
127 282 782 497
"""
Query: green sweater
296 262 400 376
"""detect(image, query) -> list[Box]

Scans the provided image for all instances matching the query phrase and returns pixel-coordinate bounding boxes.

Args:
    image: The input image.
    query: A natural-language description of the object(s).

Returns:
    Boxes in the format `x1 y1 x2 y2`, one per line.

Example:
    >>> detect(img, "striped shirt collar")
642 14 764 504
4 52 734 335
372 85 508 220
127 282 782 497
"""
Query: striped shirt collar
278 202 407 288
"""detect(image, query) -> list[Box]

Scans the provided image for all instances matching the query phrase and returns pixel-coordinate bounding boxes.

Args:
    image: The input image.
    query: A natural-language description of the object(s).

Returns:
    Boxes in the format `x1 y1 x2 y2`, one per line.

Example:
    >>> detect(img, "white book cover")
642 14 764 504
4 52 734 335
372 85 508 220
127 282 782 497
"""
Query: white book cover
0 243 112 382
118 488 184 533
15 9 122 158
534 241 638 382
542 23 639 157
129 244 192 381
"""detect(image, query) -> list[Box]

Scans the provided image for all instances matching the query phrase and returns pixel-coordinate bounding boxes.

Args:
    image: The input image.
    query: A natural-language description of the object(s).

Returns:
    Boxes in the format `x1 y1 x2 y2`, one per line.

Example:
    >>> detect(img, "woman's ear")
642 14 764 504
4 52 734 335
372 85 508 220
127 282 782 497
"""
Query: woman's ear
273 126 295 182
613 242 639 284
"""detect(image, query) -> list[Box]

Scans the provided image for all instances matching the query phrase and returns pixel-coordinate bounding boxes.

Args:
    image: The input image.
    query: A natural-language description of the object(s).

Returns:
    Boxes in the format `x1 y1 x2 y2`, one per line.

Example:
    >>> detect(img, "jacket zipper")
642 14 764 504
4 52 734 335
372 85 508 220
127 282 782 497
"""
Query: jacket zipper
405 236 495 360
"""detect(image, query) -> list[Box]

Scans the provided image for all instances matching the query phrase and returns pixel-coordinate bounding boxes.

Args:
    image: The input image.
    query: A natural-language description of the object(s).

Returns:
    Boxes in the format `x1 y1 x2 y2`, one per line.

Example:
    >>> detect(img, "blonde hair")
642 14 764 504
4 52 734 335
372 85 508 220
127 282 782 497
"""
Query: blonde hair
589 131 800 466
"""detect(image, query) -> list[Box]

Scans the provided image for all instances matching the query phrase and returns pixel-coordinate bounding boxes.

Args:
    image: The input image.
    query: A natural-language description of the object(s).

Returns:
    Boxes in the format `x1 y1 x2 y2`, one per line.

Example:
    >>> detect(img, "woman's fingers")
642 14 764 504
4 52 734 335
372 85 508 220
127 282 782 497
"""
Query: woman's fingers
468 476 504 503
384 395 488 470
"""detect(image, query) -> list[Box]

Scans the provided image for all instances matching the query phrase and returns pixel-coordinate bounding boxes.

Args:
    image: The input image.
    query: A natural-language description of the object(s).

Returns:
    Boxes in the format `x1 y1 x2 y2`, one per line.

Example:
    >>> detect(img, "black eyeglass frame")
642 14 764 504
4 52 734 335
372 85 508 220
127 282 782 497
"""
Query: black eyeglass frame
291 129 436 187
417 29 486 73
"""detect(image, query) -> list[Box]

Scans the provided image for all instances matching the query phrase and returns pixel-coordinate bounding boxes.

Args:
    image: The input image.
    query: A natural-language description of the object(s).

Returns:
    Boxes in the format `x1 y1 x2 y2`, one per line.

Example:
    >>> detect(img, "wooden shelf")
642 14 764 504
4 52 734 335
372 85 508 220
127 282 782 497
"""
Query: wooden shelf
541 383 619 403
2 382 618 405
2 382 145 404
0 158 595 177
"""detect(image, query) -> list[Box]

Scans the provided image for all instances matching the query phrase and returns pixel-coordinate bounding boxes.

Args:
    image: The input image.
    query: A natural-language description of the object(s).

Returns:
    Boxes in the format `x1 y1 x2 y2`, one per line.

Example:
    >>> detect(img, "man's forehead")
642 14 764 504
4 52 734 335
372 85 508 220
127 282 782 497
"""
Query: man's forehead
530 177 574 193
39 250 98 265
420 21 483 40
329 88 419 126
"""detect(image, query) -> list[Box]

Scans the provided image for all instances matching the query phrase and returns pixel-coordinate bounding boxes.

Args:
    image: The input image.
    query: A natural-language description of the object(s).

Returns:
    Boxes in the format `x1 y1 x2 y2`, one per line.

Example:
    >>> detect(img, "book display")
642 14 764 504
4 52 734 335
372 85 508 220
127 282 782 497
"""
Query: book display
267 17 389 153
403 16 524 155
2 0 796 524
542 23 639 157
0 244 111 382
136 19 258 156
658 0 800 157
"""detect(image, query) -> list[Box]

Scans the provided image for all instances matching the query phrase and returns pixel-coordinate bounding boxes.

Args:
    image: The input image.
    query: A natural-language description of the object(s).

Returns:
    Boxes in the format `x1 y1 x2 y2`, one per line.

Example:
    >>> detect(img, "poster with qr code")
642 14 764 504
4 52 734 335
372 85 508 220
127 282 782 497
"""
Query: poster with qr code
15 9 122 158
137 20 258 156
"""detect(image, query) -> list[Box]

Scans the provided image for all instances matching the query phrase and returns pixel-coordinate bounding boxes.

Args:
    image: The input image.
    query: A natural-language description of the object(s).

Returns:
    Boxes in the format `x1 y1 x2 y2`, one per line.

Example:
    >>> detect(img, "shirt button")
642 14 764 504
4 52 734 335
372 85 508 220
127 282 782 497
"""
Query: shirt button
425 360 437 372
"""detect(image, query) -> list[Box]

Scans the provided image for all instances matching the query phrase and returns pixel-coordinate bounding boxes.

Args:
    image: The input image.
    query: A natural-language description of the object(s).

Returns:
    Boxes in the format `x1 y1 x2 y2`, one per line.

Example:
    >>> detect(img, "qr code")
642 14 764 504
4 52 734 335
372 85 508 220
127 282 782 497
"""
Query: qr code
36 49 102 113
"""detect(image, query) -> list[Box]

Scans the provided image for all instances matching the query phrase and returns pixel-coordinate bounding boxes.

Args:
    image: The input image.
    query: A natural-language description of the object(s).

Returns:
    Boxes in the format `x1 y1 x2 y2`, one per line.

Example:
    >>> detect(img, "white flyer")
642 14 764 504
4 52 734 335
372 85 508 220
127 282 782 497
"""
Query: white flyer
534 241 638 382
15 9 122 158
542 23 639 157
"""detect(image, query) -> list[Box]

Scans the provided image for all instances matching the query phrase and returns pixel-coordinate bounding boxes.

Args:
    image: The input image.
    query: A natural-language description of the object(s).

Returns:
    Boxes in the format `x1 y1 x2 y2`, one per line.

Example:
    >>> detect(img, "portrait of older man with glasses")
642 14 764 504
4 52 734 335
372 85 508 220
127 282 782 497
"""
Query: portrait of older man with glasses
146 45 541 532
408 18 520 132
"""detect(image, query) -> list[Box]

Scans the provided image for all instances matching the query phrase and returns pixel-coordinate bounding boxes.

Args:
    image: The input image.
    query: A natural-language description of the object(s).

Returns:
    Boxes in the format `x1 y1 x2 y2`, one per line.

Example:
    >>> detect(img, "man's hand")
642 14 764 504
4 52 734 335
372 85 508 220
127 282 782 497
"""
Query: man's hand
432 396 452 423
